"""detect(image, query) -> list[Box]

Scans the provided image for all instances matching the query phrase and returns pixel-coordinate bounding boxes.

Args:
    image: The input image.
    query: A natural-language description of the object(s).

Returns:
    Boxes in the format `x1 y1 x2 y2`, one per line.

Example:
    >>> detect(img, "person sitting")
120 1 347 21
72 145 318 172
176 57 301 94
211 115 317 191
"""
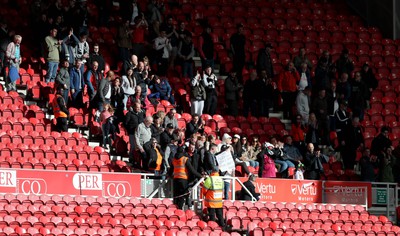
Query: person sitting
239 174 260 201
152 75 175 105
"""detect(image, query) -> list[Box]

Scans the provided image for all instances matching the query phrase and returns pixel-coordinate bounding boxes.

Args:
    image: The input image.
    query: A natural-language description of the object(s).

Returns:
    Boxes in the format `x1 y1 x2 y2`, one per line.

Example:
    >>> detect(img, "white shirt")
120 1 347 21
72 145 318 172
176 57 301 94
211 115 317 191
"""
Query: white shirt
154 37 172 58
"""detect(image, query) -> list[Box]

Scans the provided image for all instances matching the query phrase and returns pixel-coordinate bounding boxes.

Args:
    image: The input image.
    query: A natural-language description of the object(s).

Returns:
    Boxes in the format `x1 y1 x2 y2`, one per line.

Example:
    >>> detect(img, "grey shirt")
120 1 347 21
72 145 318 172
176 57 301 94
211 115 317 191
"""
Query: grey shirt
135 122 152 150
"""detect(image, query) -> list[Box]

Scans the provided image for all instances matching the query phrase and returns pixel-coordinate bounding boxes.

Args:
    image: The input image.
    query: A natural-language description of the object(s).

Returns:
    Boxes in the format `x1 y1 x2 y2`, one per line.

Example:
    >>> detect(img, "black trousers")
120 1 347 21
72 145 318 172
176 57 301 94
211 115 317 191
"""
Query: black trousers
341 147 357 170
56 117 68 132
208 207 225 227
173 178 188 210
281 91 297 118
205 92 217 115
226 99 238 116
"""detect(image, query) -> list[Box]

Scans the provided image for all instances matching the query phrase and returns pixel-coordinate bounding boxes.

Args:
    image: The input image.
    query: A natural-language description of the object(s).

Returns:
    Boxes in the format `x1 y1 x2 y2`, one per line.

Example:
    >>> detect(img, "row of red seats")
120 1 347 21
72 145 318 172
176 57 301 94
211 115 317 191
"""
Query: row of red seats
225 210 387 227
0 143 108 159
0 130 87 146
250 225 396 236
0 119 51 133
0 227 236 236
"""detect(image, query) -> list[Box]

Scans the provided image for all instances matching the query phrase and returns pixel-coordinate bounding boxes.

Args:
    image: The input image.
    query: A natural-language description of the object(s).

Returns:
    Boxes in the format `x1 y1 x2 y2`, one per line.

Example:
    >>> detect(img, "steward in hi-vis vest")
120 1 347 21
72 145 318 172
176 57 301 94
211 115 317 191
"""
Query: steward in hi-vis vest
203 171 225 227
52 86 69 132
169 146 202 210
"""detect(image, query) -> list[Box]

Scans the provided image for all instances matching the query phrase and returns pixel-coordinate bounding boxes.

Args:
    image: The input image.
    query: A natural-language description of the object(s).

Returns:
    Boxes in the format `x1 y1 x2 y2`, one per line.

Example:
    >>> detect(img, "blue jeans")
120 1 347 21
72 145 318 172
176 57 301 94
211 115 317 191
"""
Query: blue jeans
248 160 259 168
224 181 230 200
97 99 110 112
62 89 69 106
46 61 59 83
275 159 295 173
102 122 110 148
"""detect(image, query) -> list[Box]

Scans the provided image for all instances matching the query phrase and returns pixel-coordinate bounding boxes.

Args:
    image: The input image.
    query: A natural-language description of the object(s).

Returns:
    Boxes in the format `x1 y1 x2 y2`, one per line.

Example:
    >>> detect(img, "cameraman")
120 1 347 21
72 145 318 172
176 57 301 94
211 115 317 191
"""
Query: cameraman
304 143 329 180
202 65 218 115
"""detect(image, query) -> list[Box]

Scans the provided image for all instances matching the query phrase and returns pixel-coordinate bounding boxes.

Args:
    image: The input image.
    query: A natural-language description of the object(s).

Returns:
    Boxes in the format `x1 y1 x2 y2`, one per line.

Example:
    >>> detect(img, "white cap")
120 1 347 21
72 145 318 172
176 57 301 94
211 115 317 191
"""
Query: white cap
233 134 240 139
222 133 232 140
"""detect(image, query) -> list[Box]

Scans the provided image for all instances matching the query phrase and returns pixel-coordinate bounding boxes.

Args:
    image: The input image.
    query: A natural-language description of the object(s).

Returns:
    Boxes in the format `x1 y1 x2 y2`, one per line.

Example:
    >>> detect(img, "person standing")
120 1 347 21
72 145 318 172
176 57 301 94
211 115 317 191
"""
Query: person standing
169 146 202 209
95 70 114 111
198 25 215 69
121 67 136 110
256 43 274 78
277 62 300 119
342 117 364 170
135 116 153 169
203 65 218 115
55 59 70 105
125 102 145 165
117 19 132 62
203 170 225 227
85 60 103 100
87 43 105 74
74 33 90 75
177 32 195 78
190 71 206 115
52 86 69 132
296 86 311 125
224 70 240 117
153 28 172 76
5 35 22 91
304 143 328 180
45 27 62 83
230 24 246 82
145 138 164 175
69 59 84 108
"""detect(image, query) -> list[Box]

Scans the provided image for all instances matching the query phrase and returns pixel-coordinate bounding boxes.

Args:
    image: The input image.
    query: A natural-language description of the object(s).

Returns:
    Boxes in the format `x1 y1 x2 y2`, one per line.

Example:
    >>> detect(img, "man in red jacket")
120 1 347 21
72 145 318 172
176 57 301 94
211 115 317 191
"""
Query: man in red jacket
277 62 300 119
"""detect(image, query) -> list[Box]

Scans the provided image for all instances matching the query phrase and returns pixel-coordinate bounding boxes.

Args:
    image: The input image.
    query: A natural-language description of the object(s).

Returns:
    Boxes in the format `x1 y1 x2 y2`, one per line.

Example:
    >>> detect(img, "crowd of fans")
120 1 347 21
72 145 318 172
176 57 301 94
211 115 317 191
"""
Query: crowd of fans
0 0 398 184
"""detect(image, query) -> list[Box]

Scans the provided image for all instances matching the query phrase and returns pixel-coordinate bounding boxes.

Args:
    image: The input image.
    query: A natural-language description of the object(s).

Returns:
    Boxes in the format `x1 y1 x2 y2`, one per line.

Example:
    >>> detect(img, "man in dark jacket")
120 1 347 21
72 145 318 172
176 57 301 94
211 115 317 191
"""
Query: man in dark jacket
185 114 204 138
342 117 364 170
256 43 274 78
239 174 260 201
85 60 103 100
160 123 174 151
125 102 145 163
350 71 368 120
371 126 392 156
94 70 114 111
204 143 219 175
224 70 240 116
243 71 261 117
230 24 246 82
87 43 105 73
69 59 85 108
304 143 328 180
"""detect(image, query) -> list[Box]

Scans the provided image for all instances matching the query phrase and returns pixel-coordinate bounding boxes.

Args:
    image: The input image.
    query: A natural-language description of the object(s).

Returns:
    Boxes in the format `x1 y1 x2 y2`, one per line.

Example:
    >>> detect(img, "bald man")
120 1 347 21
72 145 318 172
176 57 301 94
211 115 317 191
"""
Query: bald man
96 70 115 111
